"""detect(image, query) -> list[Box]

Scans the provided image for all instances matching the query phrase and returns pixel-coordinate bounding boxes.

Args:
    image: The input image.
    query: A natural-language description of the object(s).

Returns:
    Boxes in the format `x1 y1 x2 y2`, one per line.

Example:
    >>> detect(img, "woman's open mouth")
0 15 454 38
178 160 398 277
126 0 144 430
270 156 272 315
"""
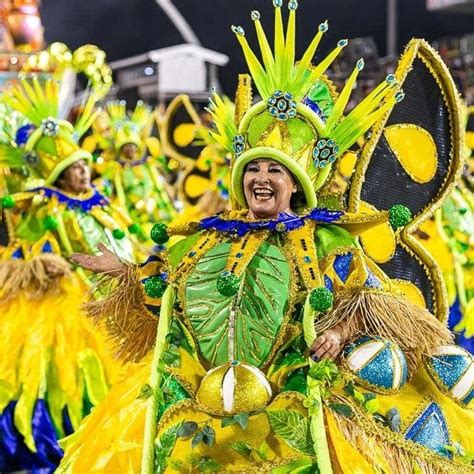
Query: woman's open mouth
253 187 274 201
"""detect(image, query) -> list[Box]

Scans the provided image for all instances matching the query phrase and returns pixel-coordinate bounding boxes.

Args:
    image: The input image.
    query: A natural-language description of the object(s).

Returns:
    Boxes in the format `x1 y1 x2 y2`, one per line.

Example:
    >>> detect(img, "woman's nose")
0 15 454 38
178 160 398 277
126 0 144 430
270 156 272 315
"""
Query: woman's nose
255 173 270 184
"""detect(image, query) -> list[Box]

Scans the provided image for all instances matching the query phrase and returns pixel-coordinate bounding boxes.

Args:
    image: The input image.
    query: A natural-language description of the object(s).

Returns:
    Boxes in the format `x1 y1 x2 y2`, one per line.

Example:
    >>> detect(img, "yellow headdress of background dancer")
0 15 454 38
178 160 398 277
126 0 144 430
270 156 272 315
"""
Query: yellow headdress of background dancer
211 0 403 210
106 100 156 154
0 77 98 185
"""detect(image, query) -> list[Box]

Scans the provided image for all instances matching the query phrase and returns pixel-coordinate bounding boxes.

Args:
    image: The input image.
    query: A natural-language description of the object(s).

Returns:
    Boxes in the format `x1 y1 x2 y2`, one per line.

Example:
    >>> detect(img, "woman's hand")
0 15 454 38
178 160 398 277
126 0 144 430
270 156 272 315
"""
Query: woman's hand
309 326 345 362
71 243 126 275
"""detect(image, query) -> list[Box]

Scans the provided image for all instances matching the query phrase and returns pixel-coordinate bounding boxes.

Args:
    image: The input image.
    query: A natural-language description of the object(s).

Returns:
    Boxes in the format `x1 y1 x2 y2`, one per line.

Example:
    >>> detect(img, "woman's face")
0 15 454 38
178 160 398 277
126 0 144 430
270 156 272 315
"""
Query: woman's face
243 158 297 220
56 159 91 195
121 143 139 160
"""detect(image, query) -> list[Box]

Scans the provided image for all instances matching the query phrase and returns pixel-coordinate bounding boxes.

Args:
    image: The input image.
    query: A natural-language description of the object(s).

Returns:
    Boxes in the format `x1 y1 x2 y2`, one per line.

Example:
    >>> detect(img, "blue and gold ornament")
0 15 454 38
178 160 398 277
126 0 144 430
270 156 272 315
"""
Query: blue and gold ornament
425 345 474 407
344 336 408 392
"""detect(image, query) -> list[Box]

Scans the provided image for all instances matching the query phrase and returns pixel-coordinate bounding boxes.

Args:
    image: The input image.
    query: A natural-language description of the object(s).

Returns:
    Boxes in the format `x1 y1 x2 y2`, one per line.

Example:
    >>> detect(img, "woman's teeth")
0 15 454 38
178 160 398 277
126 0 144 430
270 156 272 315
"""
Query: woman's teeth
254 188 274 201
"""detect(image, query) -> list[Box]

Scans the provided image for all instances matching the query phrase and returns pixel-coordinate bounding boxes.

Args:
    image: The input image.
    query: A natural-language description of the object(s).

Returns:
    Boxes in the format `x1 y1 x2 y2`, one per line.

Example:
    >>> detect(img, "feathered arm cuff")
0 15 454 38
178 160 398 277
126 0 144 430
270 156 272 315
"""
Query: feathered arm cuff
318 248 452 372
84 255 168 362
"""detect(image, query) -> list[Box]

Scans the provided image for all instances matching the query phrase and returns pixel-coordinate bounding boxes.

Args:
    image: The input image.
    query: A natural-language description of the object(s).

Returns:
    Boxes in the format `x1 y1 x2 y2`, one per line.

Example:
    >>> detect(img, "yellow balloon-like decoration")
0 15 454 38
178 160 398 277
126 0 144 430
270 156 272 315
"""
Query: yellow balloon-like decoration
21 42 112 99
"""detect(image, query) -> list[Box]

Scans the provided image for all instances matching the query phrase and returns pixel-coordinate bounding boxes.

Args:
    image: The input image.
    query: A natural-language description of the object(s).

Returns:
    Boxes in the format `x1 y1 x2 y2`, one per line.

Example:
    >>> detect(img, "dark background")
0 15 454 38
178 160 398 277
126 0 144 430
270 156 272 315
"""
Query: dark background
40 0 474 94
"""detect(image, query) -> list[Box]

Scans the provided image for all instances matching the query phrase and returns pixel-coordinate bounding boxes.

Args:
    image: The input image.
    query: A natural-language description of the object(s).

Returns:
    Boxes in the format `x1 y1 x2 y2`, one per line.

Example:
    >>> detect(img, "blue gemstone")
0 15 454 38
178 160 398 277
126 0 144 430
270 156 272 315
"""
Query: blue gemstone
231 360 240 366
313 148 320 158
304 256 312 263
319 160 328 168
365 270 382 289
277 112 288 121
236 252 243 258
405 402 451 458
41 241 53 253
12 247 24 260
318 139 326 149
333 252 353 283
324 275 333 292
189 251 196 257
321 148 330 159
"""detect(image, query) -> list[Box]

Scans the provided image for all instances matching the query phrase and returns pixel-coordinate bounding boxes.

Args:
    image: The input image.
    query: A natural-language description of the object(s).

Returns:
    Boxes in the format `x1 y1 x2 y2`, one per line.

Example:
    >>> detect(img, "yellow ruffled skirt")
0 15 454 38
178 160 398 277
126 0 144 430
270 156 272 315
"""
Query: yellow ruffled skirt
0 274 121 458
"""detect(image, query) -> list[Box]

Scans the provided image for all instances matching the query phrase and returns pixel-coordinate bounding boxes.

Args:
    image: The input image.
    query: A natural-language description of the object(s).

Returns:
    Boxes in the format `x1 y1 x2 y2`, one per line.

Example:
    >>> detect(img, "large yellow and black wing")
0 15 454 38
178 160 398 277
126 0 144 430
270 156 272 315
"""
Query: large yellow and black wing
348 39 463 321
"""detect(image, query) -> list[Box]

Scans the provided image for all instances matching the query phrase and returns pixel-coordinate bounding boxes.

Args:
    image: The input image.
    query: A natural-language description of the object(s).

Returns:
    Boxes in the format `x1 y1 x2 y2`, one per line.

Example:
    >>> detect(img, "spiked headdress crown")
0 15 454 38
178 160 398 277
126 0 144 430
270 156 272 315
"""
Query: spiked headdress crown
209 0 404 210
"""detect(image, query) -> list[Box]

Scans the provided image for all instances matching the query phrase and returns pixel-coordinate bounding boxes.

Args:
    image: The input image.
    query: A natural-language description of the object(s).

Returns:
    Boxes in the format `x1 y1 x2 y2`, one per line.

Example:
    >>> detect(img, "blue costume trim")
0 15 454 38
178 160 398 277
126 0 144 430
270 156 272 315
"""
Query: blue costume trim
0 400 67 473
199 209 344 237
404 402 451 459
29 187 109 212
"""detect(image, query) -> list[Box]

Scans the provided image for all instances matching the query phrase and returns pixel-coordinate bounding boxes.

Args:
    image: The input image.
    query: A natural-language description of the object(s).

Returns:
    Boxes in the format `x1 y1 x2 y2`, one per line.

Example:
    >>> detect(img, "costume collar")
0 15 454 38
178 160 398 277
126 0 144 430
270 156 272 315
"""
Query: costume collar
117 151 149 167
30 186 109 212
199 208 344 237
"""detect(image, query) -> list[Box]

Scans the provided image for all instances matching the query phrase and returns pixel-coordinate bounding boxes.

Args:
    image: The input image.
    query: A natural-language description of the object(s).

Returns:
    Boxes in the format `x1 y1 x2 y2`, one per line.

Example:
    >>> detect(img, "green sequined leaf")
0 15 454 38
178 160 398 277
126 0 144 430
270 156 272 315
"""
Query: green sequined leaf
267 409 314 455
154 423 180 472
185 241 290 367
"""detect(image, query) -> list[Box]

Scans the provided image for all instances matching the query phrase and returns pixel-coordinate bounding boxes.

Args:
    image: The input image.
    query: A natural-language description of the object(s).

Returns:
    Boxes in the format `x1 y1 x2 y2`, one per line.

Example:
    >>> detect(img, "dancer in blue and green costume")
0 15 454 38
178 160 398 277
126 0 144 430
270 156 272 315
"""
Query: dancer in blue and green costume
60 3 474 473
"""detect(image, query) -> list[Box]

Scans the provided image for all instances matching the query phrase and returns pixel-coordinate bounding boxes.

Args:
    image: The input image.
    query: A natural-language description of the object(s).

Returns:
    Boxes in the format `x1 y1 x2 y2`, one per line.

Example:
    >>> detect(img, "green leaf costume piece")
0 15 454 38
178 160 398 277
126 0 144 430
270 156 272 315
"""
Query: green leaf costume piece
267 409 315 456
184 241 290 367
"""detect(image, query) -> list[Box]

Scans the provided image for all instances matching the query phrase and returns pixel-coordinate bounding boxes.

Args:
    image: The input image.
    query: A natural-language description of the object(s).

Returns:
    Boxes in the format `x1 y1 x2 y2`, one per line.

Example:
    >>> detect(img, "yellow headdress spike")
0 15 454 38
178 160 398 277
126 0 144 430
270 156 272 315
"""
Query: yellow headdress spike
131 101 153 129
325 58 365 133
4 77 59 125
107 101 127 123
74 93 101 140
206 92 237 154
293 21 328 89
303 39 348 92
232 25 270 98
251 11 275 87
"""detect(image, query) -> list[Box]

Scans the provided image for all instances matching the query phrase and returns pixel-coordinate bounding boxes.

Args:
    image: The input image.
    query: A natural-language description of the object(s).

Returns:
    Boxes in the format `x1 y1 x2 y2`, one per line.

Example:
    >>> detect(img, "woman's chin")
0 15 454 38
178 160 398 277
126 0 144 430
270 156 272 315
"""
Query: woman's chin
248 203 279 220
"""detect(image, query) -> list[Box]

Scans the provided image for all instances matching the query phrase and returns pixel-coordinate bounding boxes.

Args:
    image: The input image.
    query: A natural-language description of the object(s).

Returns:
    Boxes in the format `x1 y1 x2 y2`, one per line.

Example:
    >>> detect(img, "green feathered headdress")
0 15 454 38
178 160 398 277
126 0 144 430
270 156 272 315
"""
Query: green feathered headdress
1 77 97 185
212 0 404 209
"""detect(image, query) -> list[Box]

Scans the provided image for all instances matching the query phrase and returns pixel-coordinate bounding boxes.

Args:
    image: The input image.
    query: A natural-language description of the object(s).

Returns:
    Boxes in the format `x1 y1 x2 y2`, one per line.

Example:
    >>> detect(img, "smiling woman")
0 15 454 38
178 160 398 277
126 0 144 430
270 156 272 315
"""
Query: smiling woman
59 3 473 474
243 159 297 220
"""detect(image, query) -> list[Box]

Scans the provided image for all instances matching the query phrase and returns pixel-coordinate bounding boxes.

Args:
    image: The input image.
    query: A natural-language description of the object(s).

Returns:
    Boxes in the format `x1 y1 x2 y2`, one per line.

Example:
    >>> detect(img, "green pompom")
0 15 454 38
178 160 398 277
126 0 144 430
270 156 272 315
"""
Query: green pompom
389 204 412 229
150 222 169 245
144 276 167 299
112 228 126 240
1 195 15 209
128 223 141 234
216 271 240 297
309 287 333 312
43 215 58 231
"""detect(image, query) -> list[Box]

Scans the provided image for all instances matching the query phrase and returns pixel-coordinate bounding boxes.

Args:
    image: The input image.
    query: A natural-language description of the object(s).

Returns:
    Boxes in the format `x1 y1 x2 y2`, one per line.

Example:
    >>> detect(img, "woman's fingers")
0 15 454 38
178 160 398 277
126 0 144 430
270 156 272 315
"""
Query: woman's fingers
310 330 344 361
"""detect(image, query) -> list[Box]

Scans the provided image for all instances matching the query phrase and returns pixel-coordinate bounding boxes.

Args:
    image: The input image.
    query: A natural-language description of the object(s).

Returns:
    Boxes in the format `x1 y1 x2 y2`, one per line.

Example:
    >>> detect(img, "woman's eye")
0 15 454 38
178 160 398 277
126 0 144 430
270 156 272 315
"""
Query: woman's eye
269 167 282 173
247 166 258 172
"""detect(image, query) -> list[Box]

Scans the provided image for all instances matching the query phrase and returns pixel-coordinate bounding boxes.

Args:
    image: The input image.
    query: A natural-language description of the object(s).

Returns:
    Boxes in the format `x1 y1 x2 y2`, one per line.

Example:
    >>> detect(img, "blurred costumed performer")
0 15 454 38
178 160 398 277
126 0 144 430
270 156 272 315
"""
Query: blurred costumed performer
83 100 176 242
0 78 139 472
